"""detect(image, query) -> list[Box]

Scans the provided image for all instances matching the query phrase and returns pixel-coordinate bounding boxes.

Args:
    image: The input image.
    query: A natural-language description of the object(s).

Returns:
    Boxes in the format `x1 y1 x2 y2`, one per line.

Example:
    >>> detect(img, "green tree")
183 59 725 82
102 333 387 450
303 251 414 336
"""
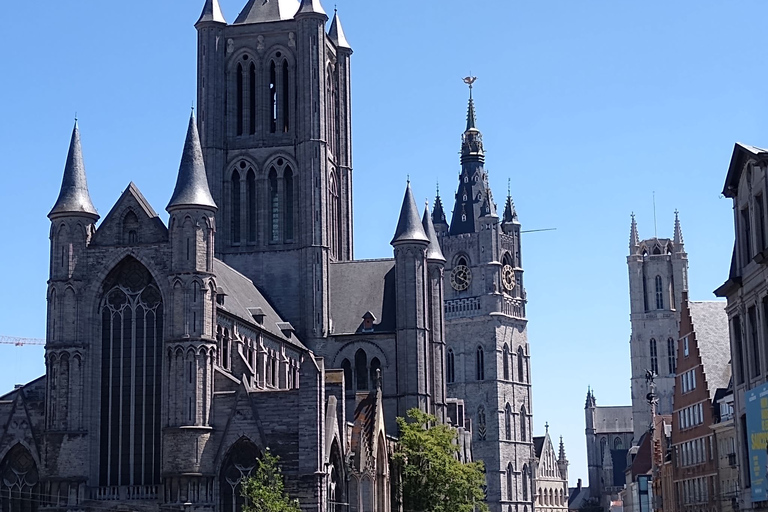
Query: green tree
393 408 488 512
241 449 301 512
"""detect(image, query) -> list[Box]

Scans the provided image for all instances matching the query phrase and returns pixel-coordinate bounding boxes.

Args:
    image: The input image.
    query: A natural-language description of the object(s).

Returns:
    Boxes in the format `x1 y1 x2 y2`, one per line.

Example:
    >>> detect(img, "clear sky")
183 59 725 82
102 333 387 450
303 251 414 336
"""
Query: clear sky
0 0 762 487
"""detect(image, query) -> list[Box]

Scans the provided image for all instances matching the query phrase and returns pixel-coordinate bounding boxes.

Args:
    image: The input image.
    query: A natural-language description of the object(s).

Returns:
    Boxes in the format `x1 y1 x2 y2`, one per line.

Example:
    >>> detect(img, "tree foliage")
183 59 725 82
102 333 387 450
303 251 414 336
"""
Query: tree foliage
241 449 301 512
393 408 488 512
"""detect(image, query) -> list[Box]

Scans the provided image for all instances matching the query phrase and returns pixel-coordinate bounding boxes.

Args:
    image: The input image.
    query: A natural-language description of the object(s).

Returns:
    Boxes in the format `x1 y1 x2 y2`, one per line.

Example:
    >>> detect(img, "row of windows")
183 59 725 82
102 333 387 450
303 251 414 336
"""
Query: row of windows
731 302 768 385
675 435 712 467
680 368 696 393
446 345 527 384
738 188 767 267
215 325 298 390
649 337 676 375
676 476 712 505
233 56 290 136
537 487 566 507
341 349 382 393
501 403 529 442
230 163 294 245
505 463 532 503
678 402 704 430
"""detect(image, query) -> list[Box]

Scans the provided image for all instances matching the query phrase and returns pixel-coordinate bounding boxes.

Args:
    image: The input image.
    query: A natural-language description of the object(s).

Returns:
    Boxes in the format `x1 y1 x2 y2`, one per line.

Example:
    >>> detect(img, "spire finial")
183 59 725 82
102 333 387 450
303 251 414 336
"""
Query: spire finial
545 422 549 432
462 75 478 131
630 212 640 250
507 178 511 199
673 209 684 247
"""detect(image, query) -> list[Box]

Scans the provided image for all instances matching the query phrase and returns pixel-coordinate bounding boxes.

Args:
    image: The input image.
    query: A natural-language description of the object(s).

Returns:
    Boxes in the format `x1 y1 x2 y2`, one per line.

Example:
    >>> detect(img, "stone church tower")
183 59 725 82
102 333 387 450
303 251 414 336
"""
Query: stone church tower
196 0 353 345
627 212 688 439
434 86 534 512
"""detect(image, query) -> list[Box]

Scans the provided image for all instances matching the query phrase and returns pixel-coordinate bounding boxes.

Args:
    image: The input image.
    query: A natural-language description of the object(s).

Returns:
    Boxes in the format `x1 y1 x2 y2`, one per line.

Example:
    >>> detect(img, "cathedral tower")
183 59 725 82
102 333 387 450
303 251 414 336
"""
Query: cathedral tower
435 83 534 512
627 212 688 439
196 0 353 344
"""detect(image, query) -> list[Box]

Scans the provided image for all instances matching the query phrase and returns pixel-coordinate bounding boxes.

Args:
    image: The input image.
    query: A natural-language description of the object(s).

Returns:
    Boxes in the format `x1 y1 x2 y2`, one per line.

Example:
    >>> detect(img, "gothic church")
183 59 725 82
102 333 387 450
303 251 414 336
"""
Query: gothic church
0 1 544 512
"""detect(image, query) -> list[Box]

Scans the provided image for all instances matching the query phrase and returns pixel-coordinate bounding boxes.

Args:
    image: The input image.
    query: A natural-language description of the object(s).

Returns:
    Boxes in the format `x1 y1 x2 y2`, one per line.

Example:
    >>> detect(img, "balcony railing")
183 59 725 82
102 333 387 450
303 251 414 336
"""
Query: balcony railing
91 485 160 501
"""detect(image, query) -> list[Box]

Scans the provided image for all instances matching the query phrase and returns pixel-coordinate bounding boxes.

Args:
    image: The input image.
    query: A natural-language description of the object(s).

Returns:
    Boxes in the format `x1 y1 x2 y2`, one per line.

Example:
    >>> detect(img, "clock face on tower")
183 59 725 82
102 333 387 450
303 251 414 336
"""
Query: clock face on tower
501 264 516 291
450 265 472 291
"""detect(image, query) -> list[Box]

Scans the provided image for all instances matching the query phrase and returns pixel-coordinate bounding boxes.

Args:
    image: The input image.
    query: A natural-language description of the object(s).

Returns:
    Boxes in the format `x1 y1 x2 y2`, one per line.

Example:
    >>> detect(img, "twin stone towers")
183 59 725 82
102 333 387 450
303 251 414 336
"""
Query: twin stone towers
0 1 561 512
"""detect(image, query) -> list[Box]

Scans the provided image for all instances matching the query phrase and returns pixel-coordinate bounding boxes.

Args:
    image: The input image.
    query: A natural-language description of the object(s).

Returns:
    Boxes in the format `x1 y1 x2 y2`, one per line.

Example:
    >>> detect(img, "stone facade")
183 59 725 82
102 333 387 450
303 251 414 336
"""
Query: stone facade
532 429 569 512
715 142 768 512
627 213 689 439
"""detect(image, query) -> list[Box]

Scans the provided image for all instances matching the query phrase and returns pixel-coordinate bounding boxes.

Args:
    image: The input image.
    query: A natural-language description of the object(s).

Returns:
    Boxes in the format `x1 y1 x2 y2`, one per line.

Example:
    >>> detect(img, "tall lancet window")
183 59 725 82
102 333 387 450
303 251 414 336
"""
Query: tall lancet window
249 62 257 135
650 338 658 374
505 403 512 440
503 344 510 380
284 167 294 241
99 257 163 486
236 63 244 136
231 171 241 244
517 346 525 382
446 348 455 384
246 169 256 243
655 275 664 310
476 346 484 381
269 168 279 242
329 171 341 259
282 60 290 132
667 337 676 374
269 61 277 133
520 405 527 441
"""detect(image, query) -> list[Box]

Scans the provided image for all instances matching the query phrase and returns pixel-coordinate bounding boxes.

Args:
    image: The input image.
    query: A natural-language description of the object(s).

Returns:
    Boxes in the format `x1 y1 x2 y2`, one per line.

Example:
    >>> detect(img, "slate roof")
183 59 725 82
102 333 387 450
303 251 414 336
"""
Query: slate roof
196 0 227 24
329 259 396 335
49 121 99 219
688 300 730 399
328 11 350 48
234 0 299 24
422 206 446 263
167 114 217 211
723 142 768 197
593 405 633 434
533 436 545 458
213 259 307 349
391 183 429 245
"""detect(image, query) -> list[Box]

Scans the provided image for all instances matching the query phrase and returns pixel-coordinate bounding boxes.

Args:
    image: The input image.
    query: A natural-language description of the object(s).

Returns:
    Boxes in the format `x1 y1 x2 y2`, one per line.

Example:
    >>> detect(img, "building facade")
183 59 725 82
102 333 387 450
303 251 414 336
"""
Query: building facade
670 295 729 511
715 142 768 512
627 213 689 439
532 427 569 512
712 381 738 512
434 88 535 512
584 389 634 509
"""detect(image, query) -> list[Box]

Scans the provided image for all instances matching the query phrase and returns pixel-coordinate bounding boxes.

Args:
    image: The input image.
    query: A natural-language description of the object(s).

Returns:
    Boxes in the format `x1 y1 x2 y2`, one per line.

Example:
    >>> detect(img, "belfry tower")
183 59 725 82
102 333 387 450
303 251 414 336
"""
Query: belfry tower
196 0 353 344
435 80 534 512
627 211 688 439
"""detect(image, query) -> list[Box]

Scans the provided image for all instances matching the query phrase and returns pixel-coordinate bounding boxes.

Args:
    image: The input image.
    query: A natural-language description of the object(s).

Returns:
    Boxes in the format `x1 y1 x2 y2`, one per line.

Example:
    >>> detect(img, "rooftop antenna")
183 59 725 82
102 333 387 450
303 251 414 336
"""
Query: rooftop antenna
653 191 657 238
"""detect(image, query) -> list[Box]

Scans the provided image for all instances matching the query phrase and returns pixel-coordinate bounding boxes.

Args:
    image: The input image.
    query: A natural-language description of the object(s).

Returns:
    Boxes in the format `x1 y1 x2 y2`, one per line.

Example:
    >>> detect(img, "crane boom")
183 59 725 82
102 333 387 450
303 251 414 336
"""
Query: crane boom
0 335 45 346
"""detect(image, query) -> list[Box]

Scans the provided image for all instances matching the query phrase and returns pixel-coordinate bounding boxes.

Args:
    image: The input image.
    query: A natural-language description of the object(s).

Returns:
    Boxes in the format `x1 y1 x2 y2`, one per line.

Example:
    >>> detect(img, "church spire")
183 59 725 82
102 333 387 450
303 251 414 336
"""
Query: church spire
167 112 217 212
391 181 429 245
585 387 596 409
460 76 484 164
196 0 226 25
503 180 518 225
296 0 327 16
558 436 567 462
673 209 684 247
422 203 446 263
466 80 477 131
328 9 351 49
629 213 640 251
49 120 99 220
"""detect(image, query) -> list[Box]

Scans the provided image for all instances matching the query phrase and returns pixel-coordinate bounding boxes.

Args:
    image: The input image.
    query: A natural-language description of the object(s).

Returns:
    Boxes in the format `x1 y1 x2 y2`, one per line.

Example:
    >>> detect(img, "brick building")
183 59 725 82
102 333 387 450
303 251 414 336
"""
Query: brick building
671 295 729 511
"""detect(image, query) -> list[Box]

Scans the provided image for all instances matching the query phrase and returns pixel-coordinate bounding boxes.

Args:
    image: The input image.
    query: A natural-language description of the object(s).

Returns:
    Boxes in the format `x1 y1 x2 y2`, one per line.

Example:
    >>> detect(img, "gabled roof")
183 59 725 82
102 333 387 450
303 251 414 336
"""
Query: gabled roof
687 300 730 400
593 405 634 434
90 182 169 246
533 436 545 458
723 142 768 197
234 0 300 24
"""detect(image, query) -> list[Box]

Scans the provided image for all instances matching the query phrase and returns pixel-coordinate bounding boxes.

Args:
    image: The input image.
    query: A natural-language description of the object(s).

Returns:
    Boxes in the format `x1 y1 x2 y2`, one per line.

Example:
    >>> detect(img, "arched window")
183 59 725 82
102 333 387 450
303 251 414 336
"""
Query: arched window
249 62 256 135
231 171 241 244
476 346 484 380
517 346 525 382
329 171 341 259
369 357 381 388
284 167 294 241
246 169 256 243
236 63 244 136
667 337 677 374
477 405 486 441
100 257 163 486
282 60 290 132
457 256 468 267
269 61 277 133
220 438 260 512
341 359 352 392
269 168 279 242
505 403 512 440
600 437 607 462
446 348 455 384
650 338 658 374
0 444 40 512
503 344 510 380
655 275 664 309
506 462 514 501
614 437 622 450
522 465 529 500
520 405 527 441
355 349 368 391
122 210 139 245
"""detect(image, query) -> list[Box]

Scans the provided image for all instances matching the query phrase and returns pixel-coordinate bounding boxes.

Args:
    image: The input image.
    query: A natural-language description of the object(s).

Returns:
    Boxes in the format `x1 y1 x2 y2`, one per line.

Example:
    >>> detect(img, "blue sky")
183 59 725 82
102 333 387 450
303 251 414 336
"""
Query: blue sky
0 0 761 486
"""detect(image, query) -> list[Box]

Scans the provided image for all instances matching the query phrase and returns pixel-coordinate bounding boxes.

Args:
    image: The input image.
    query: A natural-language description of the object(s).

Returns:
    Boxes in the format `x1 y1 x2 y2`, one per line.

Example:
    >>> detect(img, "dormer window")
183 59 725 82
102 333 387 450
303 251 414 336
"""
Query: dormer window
361 311 376 332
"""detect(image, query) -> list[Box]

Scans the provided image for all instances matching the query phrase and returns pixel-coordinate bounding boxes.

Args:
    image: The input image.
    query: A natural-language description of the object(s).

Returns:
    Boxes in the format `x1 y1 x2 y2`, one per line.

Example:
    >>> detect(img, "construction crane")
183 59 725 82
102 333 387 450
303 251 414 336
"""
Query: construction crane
0 335 45 347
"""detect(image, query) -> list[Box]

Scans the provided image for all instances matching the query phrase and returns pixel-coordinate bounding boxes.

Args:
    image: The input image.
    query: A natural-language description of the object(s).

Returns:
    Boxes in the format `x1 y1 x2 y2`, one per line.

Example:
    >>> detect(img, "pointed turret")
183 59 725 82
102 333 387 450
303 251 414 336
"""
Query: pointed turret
296 0 326 15
328 9 351 49
234 0 300 24
673 209 684 247
49 121 99 220
167 112 217 212
629 213 640 252
585 387 596 409
559 436 567 462
422 204 446 263
196 0 226 25
391 182 429 245
558 435 569 481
